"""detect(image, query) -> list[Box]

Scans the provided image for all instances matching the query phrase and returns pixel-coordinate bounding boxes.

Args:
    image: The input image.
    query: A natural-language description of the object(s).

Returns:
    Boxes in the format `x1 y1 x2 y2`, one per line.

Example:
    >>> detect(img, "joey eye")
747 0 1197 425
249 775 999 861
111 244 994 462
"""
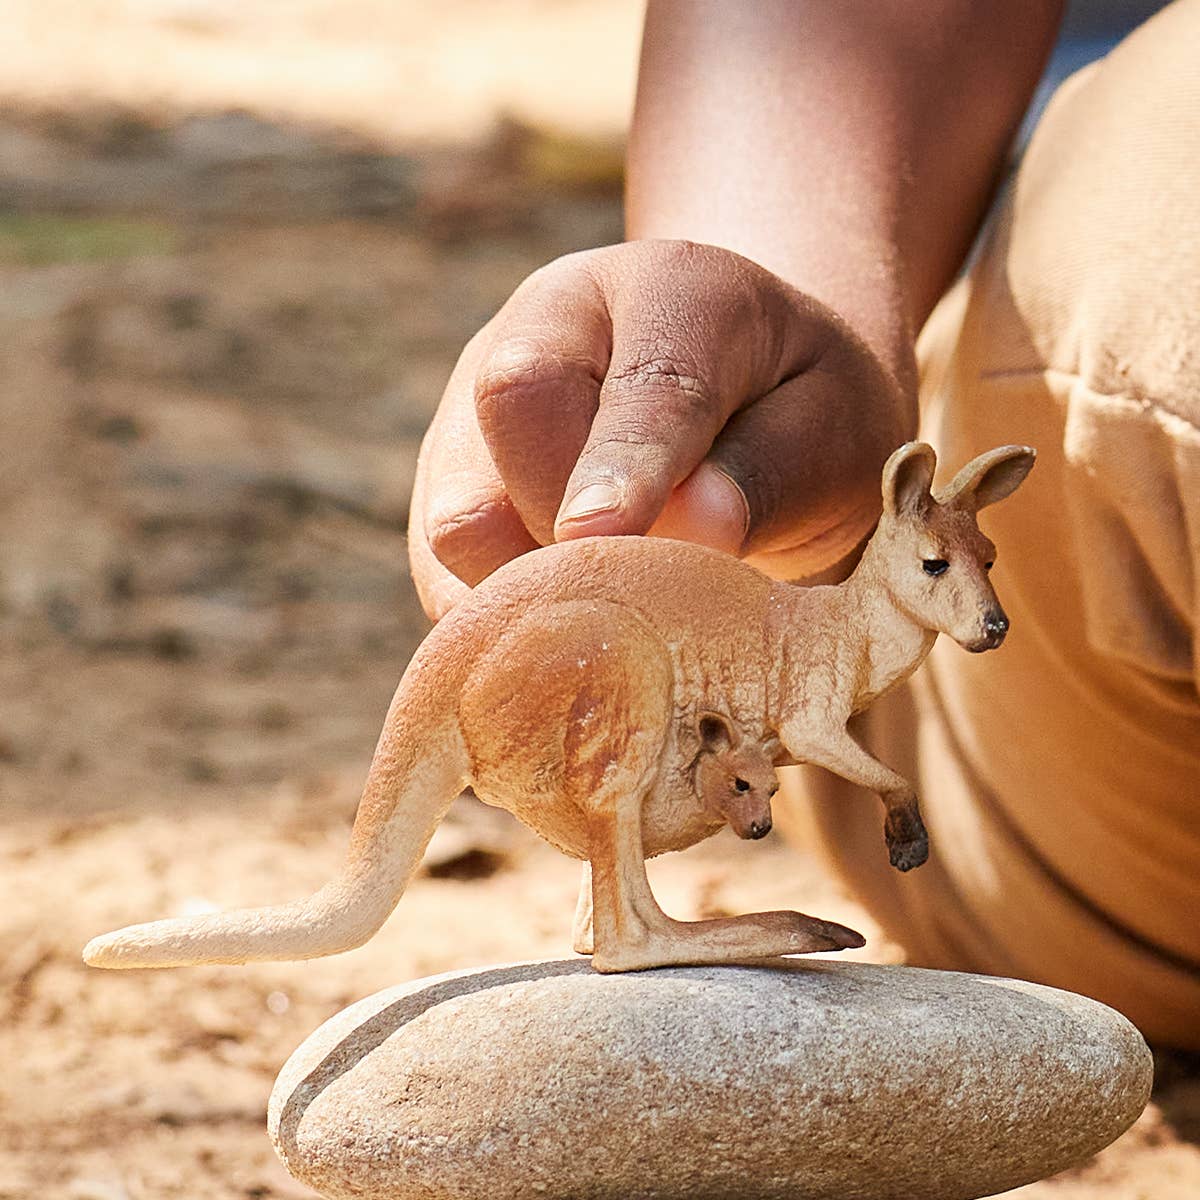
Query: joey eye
984 560 994 571
922 559 950 577
734 778 751 793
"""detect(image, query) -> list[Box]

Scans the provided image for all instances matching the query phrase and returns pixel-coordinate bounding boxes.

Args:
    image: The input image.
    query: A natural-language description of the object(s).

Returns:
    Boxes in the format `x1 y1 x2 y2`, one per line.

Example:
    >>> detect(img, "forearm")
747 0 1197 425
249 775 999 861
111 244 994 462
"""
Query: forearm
627 0 1063 397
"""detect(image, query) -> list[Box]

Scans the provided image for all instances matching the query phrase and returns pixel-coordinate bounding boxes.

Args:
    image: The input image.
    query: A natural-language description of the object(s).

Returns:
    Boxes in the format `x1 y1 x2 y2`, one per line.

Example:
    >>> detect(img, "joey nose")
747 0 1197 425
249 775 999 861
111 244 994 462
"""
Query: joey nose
748 817 772 840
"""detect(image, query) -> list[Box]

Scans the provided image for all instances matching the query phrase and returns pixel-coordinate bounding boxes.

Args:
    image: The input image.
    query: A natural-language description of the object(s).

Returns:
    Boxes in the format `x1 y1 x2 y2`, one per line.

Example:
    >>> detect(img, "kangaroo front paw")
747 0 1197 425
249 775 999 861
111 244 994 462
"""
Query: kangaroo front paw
888 833 928 872
884 801 929 872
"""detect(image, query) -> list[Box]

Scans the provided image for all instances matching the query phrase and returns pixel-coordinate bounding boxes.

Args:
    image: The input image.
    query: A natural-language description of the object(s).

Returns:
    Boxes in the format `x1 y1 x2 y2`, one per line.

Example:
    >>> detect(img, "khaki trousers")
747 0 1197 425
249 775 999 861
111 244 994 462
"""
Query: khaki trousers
779 0 1200 1047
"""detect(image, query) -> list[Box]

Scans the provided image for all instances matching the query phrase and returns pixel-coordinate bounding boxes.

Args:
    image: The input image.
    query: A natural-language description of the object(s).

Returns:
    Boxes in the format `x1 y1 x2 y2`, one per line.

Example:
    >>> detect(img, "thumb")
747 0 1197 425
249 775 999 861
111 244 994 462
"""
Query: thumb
552 351 736 541
646 462 749 557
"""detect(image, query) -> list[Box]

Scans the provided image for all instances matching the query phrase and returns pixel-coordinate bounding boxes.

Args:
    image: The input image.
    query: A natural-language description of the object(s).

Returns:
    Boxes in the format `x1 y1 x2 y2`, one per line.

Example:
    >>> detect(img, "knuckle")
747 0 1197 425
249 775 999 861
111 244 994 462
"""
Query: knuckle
473 340 559 413
651 237 705 271
524 246 595 283
575 430 664 472
473 338 598 420
639 237 724 276
425 493 508 566
586 429 657 451
605 351 718 422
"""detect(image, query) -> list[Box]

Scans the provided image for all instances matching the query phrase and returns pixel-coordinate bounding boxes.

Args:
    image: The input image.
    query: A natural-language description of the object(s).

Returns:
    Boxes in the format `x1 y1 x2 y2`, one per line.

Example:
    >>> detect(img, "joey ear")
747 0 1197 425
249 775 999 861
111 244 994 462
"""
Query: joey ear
697 712 734 754
882 442 937 518
939 445 1036 511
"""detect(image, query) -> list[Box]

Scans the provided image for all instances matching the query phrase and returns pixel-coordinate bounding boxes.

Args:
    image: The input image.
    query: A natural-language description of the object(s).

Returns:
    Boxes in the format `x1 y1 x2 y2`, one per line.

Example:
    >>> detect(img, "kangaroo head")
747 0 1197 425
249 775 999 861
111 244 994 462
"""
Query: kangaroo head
875 441 1036 652
692 713 778 840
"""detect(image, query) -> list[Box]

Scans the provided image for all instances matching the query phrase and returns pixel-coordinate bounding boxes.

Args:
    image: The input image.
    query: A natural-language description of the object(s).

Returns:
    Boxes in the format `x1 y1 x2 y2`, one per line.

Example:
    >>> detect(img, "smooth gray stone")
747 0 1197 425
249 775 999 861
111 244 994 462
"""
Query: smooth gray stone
269 959 1151 1200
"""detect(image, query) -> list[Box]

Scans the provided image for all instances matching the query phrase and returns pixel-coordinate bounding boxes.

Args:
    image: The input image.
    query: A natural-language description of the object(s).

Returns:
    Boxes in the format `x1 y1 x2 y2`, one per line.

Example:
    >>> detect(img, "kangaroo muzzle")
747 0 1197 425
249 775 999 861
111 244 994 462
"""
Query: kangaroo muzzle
971 608 1009 652
724 798 775 840
746 816 773 840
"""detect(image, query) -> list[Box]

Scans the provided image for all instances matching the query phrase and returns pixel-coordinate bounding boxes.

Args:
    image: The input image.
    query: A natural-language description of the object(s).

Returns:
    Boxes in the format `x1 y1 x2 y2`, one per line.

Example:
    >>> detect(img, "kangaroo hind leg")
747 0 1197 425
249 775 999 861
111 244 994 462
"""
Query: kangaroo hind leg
586 781 864 972
572 863 594 955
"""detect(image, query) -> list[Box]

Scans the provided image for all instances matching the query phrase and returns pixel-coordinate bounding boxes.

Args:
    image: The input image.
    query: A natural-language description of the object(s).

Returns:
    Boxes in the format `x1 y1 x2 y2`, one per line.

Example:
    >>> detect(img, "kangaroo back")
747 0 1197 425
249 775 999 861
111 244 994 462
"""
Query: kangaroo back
84 669 470 969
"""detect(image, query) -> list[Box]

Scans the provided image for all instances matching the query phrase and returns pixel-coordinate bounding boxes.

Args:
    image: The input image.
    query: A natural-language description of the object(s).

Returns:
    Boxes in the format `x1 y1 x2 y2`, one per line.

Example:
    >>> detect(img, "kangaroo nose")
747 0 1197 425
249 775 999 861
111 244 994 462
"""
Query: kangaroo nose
748 818 772 840
983 612 1009 644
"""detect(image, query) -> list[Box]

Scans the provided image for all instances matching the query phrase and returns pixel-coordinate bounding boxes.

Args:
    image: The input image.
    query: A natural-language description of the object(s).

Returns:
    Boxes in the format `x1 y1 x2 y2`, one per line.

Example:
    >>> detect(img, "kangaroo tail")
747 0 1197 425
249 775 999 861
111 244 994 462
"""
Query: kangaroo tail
83 713 469 969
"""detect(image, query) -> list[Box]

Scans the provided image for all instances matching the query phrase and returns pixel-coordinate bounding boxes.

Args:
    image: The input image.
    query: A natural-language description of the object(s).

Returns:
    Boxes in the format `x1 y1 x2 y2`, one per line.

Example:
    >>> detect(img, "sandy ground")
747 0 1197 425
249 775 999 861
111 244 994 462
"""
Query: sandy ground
0 3 1197 1197
1 0 643 143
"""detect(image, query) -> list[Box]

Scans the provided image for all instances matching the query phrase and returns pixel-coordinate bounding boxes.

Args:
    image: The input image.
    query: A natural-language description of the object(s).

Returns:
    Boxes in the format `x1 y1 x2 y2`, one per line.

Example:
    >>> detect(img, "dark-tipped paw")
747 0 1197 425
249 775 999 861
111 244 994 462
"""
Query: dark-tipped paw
888 832 929 872
884 801 928 872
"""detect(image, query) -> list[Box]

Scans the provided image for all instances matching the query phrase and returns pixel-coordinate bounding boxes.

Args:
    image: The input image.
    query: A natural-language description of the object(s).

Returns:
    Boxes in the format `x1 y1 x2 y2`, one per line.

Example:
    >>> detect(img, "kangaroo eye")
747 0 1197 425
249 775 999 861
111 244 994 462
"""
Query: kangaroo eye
734 778 751 792
922 559 950 577
984 561 994 571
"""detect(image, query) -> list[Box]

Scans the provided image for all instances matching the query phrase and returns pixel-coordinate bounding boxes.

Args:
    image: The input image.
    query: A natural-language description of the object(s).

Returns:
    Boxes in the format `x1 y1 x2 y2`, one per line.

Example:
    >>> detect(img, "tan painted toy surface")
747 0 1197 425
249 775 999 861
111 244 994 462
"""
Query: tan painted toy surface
84 441 1034 974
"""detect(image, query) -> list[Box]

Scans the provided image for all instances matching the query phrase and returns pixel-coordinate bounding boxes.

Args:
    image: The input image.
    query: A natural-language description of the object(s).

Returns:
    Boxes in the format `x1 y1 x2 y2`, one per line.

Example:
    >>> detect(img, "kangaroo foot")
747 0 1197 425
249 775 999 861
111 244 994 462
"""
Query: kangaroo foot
884 801 929 872
591 910 865 973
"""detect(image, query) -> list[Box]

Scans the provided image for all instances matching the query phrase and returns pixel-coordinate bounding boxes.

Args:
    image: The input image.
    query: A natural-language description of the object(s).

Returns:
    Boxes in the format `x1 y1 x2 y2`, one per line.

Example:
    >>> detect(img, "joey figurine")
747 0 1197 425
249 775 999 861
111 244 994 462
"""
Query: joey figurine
85 441 1034 974
691 711 779 842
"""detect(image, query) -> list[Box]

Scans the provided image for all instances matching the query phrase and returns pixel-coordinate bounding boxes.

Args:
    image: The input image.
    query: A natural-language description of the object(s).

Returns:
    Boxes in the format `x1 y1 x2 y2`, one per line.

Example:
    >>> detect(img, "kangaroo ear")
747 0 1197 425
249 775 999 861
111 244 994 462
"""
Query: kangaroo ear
882 442 937 518
697 712 734 754
940 445 1036 511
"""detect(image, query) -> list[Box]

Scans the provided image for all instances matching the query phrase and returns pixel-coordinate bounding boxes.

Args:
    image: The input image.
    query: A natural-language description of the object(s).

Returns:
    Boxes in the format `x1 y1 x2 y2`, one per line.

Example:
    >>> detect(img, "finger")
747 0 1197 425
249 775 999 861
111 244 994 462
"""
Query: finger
418 338 539 588
554 243 821 541
646 461 748 557
648 458 869 580
555 344 730 539
473 258 609 544
407 444 472 621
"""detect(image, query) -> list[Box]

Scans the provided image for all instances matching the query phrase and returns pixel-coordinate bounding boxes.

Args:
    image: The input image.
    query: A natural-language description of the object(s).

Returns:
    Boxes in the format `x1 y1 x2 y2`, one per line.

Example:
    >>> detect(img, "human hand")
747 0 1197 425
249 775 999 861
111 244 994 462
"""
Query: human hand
409 240 914 619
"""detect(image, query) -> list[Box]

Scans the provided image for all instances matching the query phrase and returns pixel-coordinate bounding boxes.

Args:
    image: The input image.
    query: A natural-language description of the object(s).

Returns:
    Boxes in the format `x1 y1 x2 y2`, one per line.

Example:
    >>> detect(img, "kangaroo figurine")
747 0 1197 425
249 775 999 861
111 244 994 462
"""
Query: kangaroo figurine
84 441 1034 973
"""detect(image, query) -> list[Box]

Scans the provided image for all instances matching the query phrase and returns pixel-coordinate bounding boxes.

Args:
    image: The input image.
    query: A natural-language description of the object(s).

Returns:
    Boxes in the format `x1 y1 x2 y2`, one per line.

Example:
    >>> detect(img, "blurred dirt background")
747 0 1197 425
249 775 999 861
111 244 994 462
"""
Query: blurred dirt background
0 3 1195 1198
